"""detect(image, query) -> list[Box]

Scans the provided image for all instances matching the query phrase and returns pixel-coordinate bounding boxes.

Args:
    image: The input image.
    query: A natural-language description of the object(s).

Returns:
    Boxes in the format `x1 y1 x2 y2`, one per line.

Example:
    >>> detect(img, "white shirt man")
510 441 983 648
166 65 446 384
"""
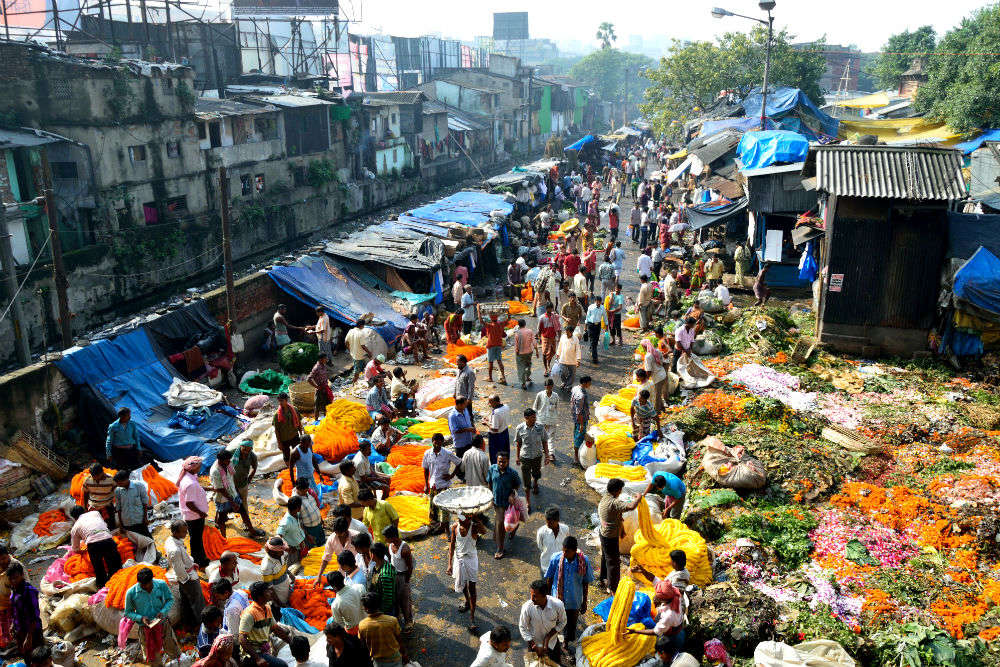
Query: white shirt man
519 595 567 652
556 332 581 367
535 521 570 574
329 581 365 629
637 253 653 279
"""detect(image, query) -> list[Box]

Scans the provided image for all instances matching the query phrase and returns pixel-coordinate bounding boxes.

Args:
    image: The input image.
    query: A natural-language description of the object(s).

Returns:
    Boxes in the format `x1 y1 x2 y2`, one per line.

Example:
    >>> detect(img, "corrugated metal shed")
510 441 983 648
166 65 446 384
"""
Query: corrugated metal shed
746 171 818 214
0 127 70 149
813 145 965 200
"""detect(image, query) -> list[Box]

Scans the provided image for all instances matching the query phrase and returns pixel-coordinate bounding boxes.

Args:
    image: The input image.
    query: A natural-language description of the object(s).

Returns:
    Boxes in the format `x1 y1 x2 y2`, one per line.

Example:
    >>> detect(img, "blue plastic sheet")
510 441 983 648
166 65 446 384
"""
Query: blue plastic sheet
593 591 655 628
738 130 809 170
565 134 597 152
700 116 771 138
953 247 1000 321
955 129 1000 155
741 87 839 138
268 256 408 345
948 212 1000 259
280 607 320 634
404 192 514 227
56 329 238 471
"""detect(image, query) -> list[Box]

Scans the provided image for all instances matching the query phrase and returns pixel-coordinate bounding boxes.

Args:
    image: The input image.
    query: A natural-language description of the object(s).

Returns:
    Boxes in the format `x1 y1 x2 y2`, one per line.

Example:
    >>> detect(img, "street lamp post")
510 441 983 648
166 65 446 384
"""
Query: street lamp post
712 1 776 130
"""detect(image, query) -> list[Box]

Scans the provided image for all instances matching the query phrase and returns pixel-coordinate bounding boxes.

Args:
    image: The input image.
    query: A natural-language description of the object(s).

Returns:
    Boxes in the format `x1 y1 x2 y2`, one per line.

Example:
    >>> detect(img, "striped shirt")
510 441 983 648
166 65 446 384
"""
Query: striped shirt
238 601 275 652
295 491 322 528
83 473 116 510
371 561 398 615
260 554 290 604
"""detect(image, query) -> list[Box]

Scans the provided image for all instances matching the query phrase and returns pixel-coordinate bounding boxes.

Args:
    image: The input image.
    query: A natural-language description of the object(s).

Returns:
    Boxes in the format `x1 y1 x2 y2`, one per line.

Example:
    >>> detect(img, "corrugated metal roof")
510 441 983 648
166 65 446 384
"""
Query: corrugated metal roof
260 94 333 108
194 98 277 119
362 91 426 106
814 145 965 200
0 127 71 149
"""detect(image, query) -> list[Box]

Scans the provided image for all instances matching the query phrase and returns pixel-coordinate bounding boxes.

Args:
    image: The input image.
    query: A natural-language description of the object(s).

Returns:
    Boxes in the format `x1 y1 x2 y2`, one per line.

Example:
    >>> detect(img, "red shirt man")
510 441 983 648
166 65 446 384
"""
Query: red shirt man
563 253 581 278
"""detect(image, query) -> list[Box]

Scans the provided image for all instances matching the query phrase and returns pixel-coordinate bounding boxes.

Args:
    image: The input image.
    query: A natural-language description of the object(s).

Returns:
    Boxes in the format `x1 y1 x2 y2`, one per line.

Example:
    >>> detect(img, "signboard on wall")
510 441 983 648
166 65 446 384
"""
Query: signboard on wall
232 0 338 17
829 274 844 292
493 12 528 41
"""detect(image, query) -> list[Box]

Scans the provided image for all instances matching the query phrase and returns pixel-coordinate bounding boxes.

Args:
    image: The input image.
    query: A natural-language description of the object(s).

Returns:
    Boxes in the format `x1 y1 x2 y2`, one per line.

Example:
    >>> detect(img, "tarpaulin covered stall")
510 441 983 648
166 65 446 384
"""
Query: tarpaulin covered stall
948 212 1000 260
738 131 809 171
953 247 1000 322
324 226 445 272
56 329 239 470
403 191 514 227
687 197 749 230
269 256 409 345
742 87 840 139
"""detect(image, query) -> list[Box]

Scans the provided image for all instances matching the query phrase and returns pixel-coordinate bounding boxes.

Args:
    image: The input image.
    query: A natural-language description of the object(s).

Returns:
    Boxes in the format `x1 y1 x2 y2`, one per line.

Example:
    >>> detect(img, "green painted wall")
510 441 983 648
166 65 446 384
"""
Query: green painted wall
539 85 552 135
574 89 585 125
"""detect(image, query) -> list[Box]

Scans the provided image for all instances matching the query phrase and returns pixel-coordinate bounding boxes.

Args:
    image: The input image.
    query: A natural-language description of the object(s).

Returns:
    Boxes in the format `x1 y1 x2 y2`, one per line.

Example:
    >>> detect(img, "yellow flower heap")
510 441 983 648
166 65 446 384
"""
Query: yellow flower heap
581 577 655 667
631 498 713 586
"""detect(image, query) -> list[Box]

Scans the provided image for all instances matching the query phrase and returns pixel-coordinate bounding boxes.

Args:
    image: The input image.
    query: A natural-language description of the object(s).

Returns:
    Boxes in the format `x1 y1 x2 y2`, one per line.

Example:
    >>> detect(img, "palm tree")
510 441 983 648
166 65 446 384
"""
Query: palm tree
596 22 617 50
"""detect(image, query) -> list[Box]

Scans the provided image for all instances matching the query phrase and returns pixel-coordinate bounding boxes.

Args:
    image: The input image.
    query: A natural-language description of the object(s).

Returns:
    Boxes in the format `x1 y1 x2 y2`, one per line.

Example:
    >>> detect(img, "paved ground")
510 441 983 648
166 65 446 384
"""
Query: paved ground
396 185 664 666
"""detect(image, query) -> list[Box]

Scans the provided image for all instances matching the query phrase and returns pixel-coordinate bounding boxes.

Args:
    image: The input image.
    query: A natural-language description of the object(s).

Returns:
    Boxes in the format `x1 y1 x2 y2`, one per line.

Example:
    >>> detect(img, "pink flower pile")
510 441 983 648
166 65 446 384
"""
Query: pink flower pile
810 509 918 571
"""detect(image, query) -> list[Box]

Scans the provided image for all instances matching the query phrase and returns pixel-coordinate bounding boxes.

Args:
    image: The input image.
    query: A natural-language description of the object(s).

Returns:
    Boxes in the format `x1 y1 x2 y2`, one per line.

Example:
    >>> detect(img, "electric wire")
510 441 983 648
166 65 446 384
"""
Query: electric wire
0 229 51 325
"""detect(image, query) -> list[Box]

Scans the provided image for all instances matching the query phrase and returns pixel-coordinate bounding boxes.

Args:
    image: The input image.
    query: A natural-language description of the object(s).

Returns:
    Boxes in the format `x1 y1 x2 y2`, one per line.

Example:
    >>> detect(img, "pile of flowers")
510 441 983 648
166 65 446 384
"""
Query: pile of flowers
809 509 918 583
688 390 749 426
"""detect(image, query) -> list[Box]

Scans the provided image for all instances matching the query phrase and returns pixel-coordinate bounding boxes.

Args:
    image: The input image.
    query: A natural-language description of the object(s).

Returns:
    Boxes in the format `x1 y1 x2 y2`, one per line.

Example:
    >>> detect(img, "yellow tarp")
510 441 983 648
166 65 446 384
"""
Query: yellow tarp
838 118 963 147
667 148 688 160
834 91 891 109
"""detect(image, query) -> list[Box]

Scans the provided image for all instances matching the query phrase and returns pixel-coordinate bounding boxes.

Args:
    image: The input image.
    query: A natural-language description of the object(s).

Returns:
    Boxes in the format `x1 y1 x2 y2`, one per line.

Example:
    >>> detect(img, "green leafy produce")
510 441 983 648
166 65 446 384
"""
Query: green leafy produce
687 579 780 657
743 397 785 422
725 504 818 569
873 623 988 667
691 488 741 509
845 539 880 566
278 342 319 375
674 406 714 440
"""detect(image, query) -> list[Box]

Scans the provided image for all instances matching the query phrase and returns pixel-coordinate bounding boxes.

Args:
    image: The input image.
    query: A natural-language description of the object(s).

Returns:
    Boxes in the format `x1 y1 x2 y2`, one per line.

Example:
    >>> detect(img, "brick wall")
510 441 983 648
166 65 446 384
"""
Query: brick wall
201 271 281 353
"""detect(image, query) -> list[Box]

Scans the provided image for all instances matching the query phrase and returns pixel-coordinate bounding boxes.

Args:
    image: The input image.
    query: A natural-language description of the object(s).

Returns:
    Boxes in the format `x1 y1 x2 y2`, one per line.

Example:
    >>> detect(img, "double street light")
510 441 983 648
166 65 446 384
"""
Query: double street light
712 1 776 130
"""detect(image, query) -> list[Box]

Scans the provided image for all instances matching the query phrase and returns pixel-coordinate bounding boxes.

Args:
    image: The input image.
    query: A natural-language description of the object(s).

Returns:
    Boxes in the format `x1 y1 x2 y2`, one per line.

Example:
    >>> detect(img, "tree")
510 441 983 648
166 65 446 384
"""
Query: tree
596 22 617 50
916 5 1000 134
640 27 826 139
570 49 655 107
866 26 936 90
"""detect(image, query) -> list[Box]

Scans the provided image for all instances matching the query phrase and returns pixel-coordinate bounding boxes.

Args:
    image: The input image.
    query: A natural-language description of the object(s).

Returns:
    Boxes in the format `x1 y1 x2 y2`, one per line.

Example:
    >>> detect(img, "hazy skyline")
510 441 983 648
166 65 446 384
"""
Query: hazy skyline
345 0 991 53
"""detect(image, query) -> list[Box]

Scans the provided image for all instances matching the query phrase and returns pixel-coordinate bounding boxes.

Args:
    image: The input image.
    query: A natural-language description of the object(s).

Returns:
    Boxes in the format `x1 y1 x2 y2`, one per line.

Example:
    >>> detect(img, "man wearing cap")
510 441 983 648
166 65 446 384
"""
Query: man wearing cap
260 537 294 606
364 355 388 387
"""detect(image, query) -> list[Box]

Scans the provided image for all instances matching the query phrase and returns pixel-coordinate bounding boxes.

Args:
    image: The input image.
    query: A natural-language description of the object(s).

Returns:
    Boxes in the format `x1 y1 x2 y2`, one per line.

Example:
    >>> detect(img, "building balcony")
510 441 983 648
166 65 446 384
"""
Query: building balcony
205 138 284 168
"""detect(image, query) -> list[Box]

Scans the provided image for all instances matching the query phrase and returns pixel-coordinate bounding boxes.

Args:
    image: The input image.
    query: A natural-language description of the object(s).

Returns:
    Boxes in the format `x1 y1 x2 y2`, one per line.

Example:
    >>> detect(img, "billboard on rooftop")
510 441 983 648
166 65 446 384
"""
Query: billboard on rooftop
493 12 528 41
231 0 338 17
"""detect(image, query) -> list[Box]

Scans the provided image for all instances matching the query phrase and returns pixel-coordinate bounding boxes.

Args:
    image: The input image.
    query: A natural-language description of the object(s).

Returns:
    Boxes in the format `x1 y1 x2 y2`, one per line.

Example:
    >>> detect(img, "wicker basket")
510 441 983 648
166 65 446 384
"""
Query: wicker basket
289 381 316 414
822 424 884 454
0 476 33 502
4 431 70 481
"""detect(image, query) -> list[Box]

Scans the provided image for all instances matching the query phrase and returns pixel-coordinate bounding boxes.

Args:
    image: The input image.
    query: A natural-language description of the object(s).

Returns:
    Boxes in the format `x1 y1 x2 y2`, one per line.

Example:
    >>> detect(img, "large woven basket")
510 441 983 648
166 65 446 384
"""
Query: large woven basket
4 431 69 480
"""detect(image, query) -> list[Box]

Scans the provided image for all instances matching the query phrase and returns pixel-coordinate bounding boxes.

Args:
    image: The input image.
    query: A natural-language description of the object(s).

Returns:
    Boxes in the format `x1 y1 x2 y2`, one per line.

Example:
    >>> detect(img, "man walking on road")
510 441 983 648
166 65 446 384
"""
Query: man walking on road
570 377 591 463
513 319 537 390
537 304 560 378
585 298 606 365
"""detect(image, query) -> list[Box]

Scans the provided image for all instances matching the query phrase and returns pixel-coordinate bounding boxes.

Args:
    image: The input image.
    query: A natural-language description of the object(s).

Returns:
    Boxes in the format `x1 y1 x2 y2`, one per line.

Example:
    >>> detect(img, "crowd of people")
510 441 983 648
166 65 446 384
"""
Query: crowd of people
1 135 734 667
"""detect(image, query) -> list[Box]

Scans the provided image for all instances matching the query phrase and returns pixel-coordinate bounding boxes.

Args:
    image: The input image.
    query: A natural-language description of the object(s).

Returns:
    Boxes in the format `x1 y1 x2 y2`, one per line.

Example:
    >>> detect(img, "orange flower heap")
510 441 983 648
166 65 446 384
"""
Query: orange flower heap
689 390 748 426
288 579 335 630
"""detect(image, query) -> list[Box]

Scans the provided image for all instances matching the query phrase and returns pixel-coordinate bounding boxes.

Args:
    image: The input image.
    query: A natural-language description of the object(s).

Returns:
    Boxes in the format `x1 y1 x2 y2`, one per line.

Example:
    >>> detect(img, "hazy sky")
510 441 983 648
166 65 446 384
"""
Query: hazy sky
344 0 990 52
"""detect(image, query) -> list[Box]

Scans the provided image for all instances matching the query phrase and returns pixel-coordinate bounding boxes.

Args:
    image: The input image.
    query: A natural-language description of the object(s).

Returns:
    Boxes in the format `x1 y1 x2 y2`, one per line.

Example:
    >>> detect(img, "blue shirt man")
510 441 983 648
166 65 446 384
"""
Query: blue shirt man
612 247 626 273
486 459 521 510
105 409 140 458
545 549 593 612
448 404 475 454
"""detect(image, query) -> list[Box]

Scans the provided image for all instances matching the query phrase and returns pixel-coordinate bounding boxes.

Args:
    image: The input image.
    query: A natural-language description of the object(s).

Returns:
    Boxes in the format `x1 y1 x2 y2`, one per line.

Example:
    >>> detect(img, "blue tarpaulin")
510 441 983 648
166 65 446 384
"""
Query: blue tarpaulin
269 256 408 344
741 87 839 139
565 134 596 152
56 329 238 470
738 130 809 170
700 116 771 138
953 247 1000 321
955 129 1000 155
947 212 1000 259
404 192 513 227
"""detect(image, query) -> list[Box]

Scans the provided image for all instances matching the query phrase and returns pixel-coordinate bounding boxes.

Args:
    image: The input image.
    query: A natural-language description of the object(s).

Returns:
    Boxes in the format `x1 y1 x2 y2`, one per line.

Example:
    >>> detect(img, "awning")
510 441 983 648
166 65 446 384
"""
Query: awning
269 256 408 344
838 118 964 146
834 91 891 109
687 197 748 230
667 148 687 160
565 134 596 151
